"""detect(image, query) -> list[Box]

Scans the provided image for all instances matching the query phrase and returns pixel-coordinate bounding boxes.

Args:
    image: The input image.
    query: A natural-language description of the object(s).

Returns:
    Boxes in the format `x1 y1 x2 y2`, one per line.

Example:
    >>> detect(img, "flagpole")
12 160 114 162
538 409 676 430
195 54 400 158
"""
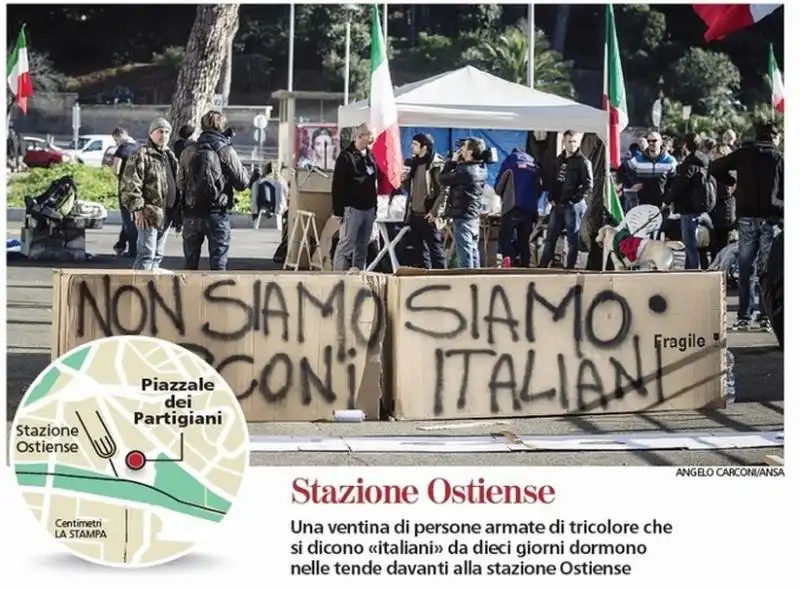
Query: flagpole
527 4 535 88
287 5 295 92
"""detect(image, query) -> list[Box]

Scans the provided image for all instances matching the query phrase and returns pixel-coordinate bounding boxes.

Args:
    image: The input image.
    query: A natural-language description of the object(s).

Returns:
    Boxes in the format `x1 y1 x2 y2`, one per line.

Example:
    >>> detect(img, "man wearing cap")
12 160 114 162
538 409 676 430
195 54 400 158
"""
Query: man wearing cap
120 117 181 270
400 133 447 269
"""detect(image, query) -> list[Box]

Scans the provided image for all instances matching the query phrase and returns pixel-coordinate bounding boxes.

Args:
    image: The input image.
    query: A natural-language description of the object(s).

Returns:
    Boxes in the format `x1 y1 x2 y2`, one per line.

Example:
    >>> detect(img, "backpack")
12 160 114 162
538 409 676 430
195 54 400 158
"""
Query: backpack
186 143 226 210
24 175 78 222
693 167 717 213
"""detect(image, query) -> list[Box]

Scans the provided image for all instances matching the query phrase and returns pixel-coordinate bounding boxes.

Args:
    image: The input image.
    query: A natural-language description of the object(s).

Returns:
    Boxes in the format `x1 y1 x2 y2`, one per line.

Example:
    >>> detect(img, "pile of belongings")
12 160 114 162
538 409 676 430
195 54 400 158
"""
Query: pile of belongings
24 175 108 229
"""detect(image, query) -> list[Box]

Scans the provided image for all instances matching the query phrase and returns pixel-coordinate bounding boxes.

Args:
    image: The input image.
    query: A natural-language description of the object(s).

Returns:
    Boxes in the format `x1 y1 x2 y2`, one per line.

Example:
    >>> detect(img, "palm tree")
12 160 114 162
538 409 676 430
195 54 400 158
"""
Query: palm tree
462 20 575 97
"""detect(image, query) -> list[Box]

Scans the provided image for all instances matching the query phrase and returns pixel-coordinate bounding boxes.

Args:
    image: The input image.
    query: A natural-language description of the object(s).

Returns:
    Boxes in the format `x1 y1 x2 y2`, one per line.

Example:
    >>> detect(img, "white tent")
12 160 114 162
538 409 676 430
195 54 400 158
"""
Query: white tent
337 65 609 141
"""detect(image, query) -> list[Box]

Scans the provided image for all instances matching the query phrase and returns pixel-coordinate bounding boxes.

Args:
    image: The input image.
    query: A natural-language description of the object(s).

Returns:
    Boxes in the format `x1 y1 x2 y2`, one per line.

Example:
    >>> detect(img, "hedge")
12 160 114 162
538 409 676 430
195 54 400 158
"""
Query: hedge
6 164 252 214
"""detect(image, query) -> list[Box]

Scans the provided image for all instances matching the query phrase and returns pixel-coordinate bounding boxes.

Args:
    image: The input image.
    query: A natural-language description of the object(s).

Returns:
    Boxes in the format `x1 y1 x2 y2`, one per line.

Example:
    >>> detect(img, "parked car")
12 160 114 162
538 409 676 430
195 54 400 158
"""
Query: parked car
22 136 72 168
64 135 118 167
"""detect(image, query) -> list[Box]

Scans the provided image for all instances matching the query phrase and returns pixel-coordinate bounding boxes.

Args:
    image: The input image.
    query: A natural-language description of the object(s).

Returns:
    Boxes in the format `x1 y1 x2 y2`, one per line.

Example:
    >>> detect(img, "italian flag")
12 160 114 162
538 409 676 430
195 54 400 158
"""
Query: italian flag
769 44 784 114
369 4 403 195
693 4 780 42
7 25 34 114
602 4 626 223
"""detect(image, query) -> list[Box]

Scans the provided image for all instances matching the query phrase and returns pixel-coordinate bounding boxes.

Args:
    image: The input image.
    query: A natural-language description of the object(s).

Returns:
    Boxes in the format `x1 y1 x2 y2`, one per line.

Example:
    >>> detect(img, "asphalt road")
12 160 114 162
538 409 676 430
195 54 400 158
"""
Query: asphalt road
5 226 784 467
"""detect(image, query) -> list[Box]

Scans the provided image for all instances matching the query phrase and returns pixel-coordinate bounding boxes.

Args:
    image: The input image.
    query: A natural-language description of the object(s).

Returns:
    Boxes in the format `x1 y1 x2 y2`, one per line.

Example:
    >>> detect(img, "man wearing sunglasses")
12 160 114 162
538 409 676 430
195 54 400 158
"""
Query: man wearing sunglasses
623 131 677 210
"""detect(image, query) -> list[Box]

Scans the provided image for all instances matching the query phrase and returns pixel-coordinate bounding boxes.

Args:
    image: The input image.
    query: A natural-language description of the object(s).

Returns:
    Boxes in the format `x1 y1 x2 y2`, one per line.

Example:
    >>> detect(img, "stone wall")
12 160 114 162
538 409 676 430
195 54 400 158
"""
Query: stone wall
11 93 343 152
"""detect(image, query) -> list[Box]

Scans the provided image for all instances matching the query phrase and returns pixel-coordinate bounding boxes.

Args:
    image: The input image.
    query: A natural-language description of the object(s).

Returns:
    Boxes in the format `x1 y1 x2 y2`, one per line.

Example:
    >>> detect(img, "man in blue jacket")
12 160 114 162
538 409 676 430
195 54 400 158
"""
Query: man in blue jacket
495 149 541 267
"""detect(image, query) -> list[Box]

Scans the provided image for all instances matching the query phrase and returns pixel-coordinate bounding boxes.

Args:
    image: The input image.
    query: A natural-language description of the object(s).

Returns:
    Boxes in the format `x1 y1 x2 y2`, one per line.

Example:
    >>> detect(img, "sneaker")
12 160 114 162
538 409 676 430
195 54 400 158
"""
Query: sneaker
753 314 773 332
731 318 750 331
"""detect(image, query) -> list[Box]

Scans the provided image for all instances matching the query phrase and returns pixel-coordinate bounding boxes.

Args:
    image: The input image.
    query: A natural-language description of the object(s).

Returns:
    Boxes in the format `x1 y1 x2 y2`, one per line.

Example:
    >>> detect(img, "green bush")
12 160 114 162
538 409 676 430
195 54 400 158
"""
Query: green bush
6 164 252 214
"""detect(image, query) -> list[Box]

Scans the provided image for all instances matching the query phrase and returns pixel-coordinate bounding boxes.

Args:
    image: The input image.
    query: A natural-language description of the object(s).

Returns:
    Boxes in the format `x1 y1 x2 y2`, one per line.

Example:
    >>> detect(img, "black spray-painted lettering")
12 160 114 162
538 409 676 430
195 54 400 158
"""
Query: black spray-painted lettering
77 275 185 337
76 276 384 408
179 343 353 407
406 282 669 416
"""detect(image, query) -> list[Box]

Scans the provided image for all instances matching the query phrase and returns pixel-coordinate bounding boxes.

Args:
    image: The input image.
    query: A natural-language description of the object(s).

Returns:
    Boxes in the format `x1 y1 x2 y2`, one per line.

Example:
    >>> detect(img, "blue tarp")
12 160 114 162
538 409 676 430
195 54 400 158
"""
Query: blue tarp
400 127 527 187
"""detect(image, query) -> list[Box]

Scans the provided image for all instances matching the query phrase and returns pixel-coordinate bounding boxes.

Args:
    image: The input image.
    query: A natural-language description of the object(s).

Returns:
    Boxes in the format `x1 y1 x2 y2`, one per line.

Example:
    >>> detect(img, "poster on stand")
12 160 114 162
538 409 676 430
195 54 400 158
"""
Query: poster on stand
296 123 340 170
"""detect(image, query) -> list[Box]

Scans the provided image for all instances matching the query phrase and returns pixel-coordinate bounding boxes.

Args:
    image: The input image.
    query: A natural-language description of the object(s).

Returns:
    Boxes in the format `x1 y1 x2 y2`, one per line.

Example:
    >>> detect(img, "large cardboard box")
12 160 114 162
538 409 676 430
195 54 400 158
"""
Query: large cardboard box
387 268 726 420
52 270 388 422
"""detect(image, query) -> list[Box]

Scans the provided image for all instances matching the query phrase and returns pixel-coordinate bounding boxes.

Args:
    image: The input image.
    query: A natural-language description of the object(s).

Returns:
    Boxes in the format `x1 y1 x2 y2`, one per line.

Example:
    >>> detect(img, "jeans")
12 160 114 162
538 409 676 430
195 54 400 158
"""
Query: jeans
132 219 172 270
539 200 587 269
114 194 137 256
182 213 232 271
333 207 376 271
453 217 481 269
407 212 446 269
680 215 700 270
737 217 776 321
499 207 535 268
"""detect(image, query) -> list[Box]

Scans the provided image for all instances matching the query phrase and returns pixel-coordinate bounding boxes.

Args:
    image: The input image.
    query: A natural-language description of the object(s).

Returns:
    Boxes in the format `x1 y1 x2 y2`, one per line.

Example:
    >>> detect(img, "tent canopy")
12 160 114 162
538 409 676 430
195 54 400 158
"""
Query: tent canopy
337 65 608 141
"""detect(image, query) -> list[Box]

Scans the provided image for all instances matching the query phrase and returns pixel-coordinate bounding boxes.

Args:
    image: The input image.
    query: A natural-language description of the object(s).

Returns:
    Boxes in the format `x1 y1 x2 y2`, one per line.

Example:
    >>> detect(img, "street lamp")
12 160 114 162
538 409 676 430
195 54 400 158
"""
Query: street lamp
343 4 359 105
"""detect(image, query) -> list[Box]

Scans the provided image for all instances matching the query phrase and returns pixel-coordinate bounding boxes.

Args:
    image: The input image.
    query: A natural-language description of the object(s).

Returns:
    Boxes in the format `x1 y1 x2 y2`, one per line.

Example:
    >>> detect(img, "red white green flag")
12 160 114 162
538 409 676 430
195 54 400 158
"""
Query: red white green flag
369 4 403 194
694 4 780 43
602 4 626 223
769 44 784 114
7 25 34 114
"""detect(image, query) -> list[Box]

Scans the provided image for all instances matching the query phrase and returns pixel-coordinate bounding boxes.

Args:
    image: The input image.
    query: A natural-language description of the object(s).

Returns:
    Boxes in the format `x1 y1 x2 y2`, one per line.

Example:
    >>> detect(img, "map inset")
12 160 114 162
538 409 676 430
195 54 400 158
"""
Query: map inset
11 336 249 568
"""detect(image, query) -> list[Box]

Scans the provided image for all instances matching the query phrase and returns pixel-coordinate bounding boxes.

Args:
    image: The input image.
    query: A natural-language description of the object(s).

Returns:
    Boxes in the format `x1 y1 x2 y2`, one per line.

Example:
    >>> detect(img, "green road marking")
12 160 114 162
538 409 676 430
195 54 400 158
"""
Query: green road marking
61 347 91 370
22 367 62 407
153 457 232 512
15 463 225 523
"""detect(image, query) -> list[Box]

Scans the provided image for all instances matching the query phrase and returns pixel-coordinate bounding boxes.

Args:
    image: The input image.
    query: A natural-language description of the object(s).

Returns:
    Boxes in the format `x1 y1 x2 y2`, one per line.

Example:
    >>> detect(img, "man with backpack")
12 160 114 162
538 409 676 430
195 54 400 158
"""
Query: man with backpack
664 133 716 270
177 110 250 271
495 149 542 268
120 117 181 271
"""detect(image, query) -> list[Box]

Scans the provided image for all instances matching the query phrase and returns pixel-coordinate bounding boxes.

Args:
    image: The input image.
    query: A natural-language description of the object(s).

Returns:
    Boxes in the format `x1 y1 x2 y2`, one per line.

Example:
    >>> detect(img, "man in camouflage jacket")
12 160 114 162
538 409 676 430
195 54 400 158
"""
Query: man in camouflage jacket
120 117 181 270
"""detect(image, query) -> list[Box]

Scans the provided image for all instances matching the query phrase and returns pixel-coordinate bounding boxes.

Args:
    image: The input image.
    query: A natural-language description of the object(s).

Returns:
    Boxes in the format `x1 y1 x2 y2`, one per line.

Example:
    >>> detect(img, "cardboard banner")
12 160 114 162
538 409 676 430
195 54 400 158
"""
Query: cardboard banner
388 269 726 420
53 271 387 422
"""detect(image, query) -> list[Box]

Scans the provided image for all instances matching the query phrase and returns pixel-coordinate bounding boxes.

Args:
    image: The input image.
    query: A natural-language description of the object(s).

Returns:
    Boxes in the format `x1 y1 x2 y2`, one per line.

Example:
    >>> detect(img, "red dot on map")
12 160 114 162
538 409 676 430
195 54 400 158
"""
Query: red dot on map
125 450 146 471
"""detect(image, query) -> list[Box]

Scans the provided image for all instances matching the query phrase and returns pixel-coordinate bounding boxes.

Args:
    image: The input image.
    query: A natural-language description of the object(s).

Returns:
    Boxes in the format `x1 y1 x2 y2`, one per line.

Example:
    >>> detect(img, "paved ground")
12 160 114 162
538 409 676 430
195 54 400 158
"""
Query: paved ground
6 226 784 467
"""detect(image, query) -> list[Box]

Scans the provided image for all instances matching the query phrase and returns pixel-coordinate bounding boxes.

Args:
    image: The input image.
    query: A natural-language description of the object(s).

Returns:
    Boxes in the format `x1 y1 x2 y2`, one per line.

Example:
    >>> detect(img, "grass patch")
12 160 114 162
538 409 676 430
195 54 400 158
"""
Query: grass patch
6 164 252 214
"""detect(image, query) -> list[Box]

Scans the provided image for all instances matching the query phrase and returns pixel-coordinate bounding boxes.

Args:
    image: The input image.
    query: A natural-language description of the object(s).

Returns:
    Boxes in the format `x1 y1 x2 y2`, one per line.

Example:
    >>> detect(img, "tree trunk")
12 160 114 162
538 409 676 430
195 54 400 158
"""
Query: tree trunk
215 10 239 106
169 4 240 133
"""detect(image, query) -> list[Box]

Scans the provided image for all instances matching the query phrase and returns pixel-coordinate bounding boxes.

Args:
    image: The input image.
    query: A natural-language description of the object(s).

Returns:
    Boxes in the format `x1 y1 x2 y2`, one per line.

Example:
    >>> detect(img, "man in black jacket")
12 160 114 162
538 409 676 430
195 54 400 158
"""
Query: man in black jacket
539 130 593 269
400 133 447 269
664 133 711 270
331 123 380 271
710 121 783 331
439 137 487 268
177 110 250 271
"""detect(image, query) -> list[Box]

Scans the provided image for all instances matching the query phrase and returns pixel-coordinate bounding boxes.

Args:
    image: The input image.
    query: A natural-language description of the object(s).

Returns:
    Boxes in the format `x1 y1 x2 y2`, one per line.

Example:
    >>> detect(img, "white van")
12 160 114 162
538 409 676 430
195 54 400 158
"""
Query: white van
65 135 118 167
